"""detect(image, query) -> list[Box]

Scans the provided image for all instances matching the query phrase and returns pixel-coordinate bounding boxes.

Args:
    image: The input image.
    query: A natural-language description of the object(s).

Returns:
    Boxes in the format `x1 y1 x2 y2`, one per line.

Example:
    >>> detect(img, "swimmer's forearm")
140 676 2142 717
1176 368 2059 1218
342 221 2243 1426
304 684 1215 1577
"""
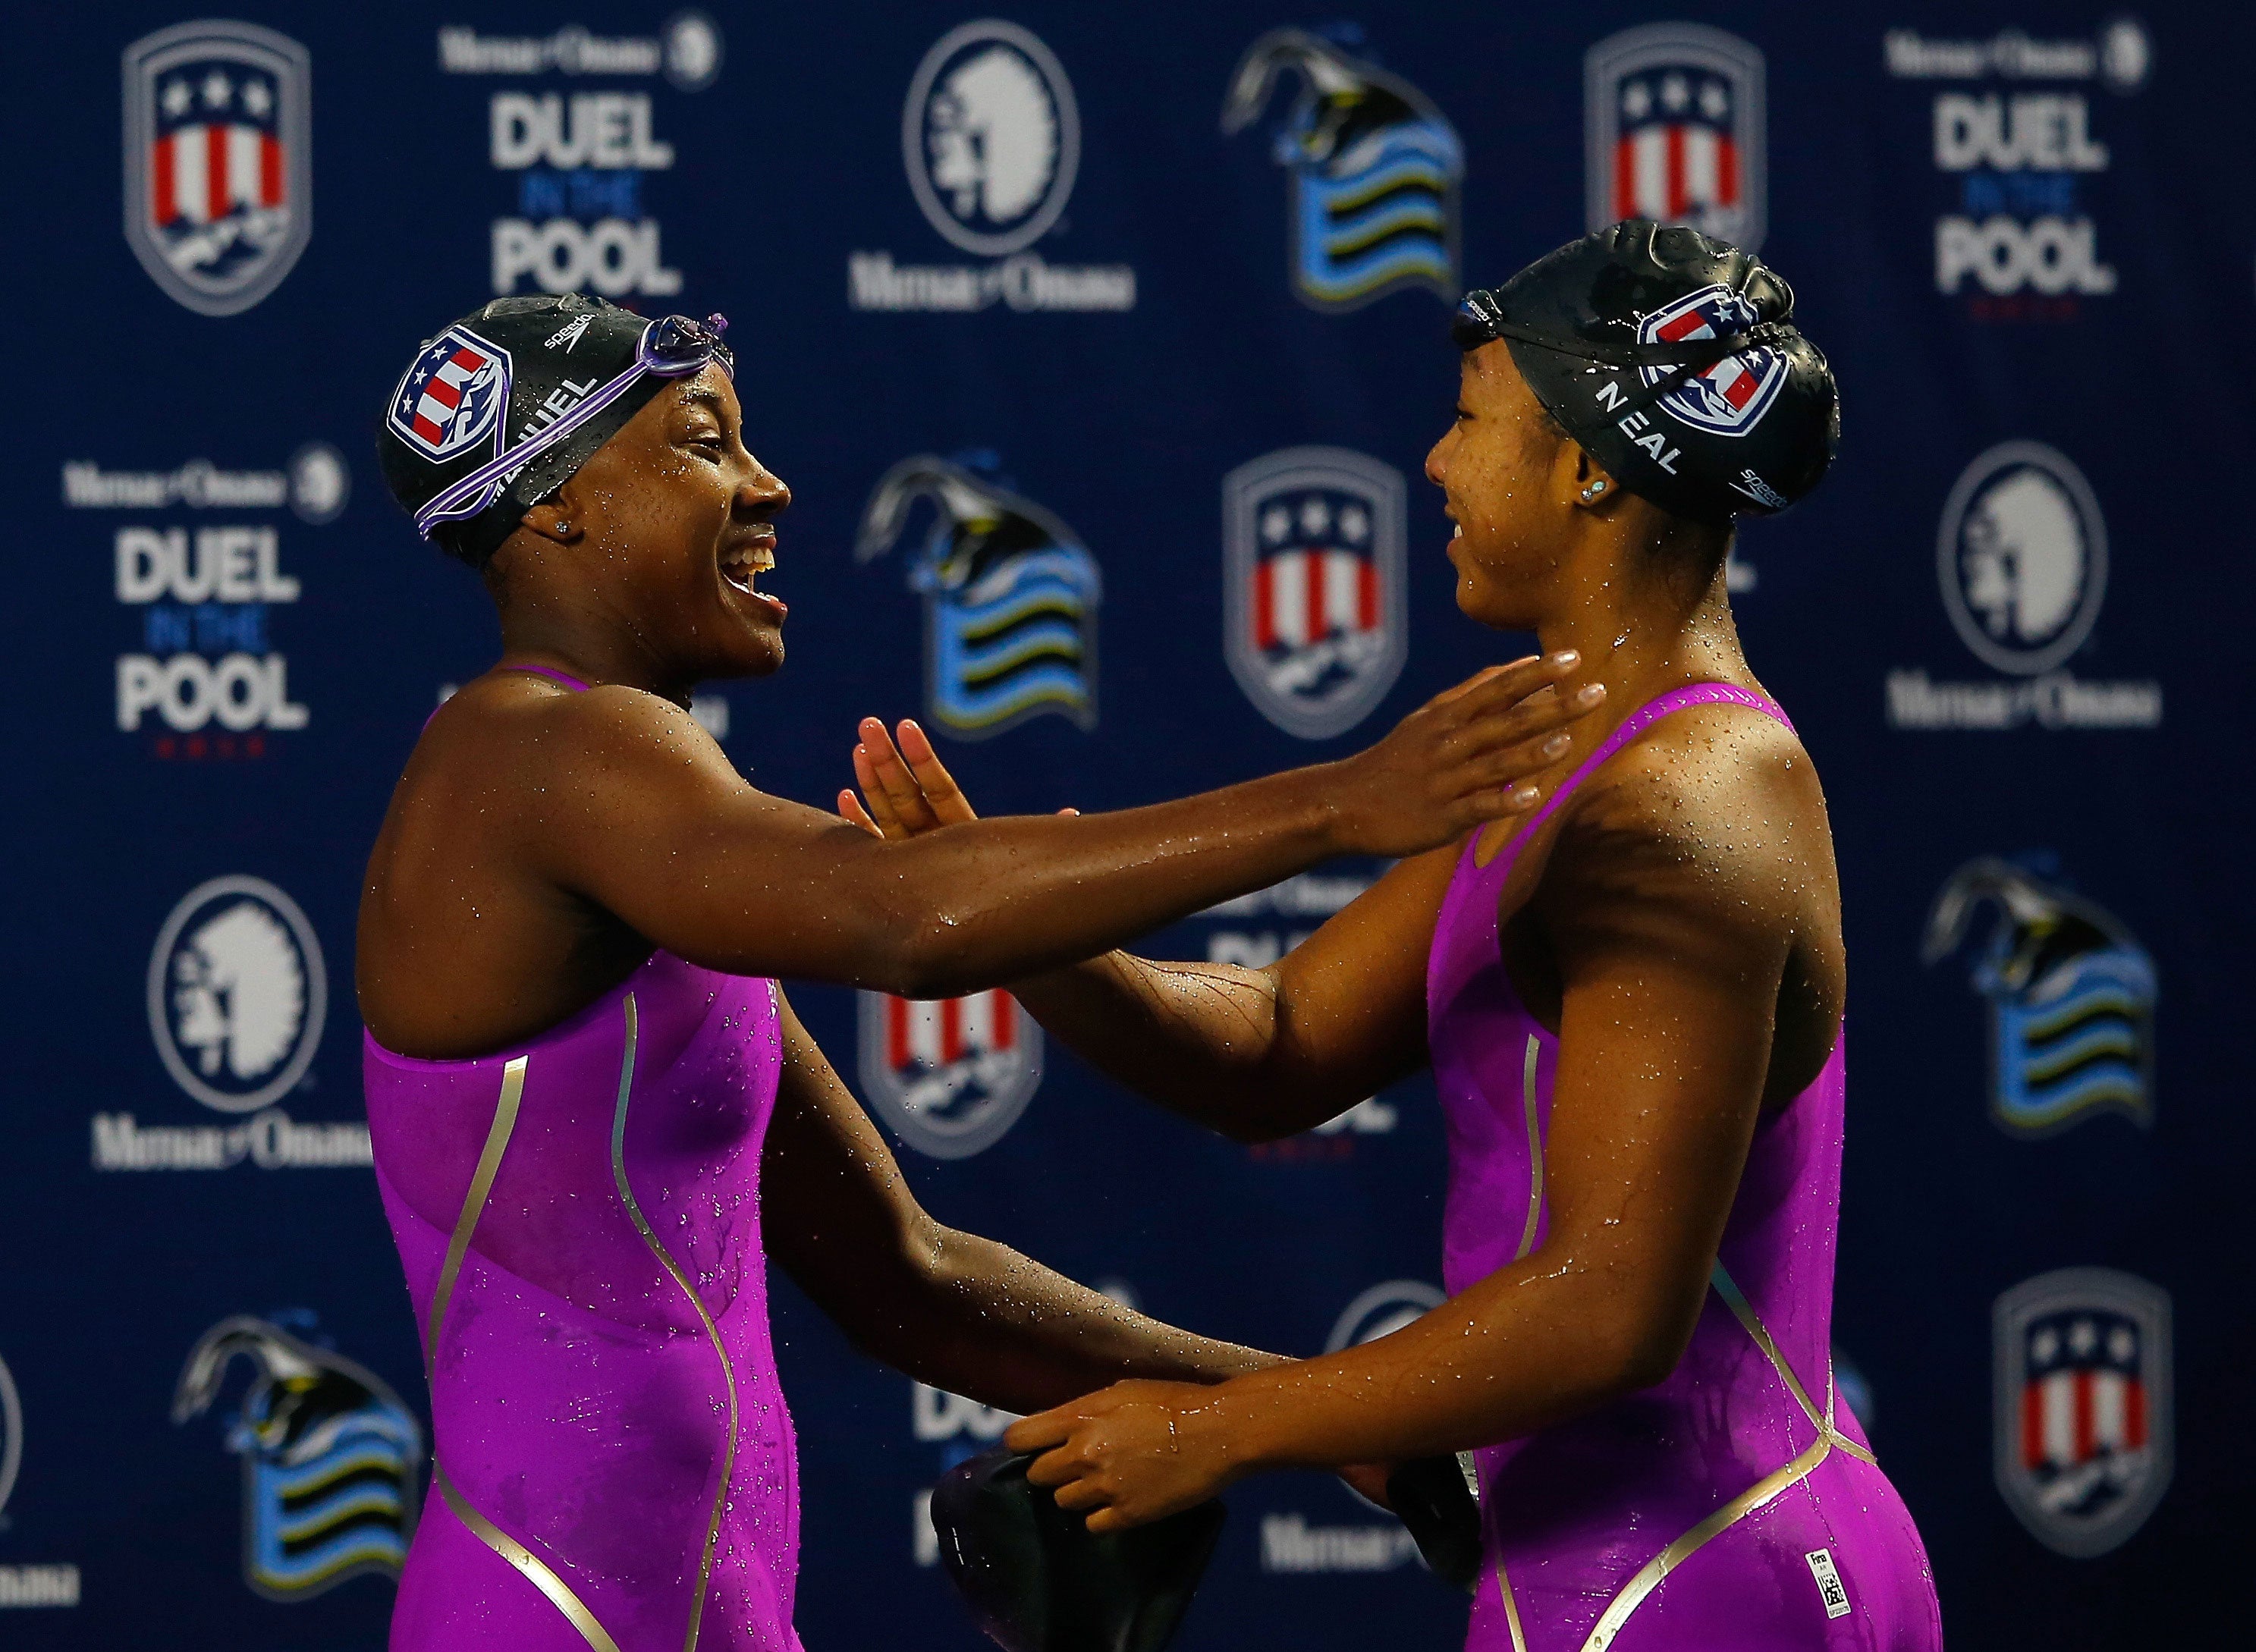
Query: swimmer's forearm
822 768 1348 997
998 848 1453 1137
884 1226 1287 1415
1197 1258 1692 1470
1007 954 1345 1141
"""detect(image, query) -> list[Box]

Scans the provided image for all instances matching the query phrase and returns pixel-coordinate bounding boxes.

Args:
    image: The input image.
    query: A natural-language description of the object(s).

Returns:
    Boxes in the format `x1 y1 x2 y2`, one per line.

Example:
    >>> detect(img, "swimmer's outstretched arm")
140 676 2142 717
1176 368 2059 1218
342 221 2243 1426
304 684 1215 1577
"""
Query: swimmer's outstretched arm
477 655 1588 1000
760 991 1285 1410
841 661 1602 1141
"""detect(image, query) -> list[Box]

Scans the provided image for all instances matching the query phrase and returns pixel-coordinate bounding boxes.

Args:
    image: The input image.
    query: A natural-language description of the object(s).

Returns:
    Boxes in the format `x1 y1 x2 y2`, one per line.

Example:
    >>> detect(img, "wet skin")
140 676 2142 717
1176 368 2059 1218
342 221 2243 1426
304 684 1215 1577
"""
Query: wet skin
848 342 1848 1530
356 363 1599 1427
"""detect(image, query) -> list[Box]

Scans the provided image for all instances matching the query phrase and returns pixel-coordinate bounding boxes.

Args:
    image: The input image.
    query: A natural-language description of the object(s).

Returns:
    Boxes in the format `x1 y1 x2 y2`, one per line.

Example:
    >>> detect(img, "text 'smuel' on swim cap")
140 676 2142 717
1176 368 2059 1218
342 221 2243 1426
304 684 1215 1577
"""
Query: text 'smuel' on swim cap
1456 221 1840 526
377 294 734 567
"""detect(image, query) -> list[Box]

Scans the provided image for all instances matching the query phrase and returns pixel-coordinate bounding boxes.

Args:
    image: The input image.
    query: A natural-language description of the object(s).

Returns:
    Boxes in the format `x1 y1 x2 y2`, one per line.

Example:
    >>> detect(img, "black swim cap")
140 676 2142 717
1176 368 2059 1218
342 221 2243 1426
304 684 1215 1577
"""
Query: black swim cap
377 294 733 567
1453 221 1838 525
931 1446 1224 1652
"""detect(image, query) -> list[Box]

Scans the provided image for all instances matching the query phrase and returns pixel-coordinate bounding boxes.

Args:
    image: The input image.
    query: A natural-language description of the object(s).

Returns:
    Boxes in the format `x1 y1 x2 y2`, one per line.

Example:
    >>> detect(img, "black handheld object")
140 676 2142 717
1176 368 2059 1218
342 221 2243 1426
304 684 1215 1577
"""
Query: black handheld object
1387 1454 1485 1594
929 1446 1226 1652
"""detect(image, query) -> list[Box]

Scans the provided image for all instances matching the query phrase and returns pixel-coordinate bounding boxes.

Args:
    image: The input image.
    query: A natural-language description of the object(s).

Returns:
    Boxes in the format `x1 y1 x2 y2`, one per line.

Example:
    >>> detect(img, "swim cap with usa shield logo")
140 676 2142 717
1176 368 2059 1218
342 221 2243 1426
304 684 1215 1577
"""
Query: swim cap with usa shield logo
1454 221 1837 526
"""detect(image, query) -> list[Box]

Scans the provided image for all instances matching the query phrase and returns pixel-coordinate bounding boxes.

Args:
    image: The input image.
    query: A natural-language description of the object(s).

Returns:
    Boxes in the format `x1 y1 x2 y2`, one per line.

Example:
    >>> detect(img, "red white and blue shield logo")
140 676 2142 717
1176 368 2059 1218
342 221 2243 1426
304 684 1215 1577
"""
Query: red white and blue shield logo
1994 1267 2173 1558
1585 24 1764 250
1637 284 1789 437
856 989 1042 1160
1223 447 1407 740
385 328 514 463
123 22 311 316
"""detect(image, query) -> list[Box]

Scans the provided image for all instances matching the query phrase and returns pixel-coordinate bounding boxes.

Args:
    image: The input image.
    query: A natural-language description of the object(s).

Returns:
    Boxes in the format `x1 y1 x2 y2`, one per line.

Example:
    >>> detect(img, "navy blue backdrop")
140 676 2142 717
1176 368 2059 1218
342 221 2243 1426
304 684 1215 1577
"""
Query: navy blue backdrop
2 5 2246 1648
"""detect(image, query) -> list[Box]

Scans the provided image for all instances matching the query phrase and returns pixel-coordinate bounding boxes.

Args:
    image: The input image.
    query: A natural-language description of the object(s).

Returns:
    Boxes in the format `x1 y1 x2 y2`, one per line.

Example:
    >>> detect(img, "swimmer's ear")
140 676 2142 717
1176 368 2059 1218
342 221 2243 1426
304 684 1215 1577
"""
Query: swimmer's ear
1566 444 1619 512
518 483 586 546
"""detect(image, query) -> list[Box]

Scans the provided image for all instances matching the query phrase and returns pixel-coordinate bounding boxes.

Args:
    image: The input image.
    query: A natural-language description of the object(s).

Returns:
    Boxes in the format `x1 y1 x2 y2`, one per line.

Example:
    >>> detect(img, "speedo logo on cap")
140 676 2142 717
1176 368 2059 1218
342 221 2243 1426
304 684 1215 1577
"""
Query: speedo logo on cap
386 327 513 462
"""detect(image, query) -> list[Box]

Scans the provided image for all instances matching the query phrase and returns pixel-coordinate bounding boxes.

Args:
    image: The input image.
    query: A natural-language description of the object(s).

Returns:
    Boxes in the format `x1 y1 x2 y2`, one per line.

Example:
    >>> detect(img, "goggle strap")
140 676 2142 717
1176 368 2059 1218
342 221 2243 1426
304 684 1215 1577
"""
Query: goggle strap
413 318 732 539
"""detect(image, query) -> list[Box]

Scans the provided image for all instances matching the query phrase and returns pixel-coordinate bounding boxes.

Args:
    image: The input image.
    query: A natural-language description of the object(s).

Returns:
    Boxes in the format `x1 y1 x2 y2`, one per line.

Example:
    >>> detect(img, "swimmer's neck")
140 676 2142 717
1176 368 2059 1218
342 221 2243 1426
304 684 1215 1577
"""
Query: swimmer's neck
489 568 698 708
1535 540 1753 713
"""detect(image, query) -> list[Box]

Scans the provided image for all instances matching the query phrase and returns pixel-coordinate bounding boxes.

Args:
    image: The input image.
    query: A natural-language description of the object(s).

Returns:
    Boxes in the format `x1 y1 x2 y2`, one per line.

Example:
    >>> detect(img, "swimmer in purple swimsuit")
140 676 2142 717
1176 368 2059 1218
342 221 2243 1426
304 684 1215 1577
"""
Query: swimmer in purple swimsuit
360 294 1592 1650
848 226 1943 1648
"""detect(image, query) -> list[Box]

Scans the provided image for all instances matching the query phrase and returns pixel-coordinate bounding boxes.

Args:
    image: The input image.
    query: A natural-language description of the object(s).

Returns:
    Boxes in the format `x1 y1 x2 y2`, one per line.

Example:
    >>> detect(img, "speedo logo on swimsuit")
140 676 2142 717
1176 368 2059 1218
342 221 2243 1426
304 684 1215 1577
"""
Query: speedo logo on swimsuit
1922 856 2154 1137
1221 28 1463 312
172 1315 423 1600
855 453 1101 737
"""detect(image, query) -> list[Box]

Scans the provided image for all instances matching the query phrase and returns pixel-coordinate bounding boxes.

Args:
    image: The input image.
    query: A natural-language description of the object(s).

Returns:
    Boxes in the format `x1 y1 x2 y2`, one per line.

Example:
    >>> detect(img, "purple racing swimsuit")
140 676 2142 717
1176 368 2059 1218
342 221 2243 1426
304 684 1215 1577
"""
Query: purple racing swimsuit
367 940 800 1645
1428 683 1941 1651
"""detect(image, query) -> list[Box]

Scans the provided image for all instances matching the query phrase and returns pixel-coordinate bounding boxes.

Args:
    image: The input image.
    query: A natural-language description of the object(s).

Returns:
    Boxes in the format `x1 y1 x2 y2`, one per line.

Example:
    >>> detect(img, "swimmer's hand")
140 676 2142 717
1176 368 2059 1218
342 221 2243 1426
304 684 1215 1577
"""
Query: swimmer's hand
839 716 1026 837
841 652 1601 858
1006 1379 1244 1534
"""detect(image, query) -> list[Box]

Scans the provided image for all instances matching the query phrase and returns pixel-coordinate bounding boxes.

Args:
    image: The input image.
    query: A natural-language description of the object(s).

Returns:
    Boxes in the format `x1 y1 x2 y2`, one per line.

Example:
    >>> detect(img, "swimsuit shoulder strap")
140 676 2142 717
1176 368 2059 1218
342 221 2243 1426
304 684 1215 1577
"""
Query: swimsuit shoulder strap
1507 680 1795 850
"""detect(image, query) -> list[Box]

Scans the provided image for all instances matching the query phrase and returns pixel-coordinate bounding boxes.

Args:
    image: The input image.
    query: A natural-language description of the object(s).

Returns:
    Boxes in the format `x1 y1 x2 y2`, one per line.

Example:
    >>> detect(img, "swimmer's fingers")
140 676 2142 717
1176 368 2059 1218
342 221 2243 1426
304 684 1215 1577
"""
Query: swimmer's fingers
1423 651 1573 718
1439 659 1607 758
853 718 948 838
892 719 979 827
1426 655 1534 704
836 789 884 837
848 732 914 840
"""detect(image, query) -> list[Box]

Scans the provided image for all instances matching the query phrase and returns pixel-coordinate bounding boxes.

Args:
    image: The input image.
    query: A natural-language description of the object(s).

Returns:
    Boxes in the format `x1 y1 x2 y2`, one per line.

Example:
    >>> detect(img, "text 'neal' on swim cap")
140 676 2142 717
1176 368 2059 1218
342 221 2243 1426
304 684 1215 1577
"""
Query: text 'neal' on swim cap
1453 221 1840 526
376 294 734 567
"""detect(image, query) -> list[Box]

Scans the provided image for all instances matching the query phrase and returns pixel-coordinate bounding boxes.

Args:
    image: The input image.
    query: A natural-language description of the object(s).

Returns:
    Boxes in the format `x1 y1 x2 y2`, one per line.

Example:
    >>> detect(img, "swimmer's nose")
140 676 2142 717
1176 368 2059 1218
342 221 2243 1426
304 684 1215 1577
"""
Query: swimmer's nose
738 470 790 517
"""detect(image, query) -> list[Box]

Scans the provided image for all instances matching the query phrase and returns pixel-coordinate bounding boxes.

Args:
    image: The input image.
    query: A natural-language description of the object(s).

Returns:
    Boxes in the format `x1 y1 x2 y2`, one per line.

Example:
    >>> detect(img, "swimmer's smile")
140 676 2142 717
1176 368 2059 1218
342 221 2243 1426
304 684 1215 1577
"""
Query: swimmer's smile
719 526 787 623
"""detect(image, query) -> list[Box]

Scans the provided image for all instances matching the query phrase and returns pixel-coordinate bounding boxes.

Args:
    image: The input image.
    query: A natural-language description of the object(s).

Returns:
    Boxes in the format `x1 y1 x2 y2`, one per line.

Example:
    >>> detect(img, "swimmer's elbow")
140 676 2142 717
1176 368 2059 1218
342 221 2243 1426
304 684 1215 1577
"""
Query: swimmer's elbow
1607 1329 1695 1396
1571 1281 1705 1402
852 909 988 1000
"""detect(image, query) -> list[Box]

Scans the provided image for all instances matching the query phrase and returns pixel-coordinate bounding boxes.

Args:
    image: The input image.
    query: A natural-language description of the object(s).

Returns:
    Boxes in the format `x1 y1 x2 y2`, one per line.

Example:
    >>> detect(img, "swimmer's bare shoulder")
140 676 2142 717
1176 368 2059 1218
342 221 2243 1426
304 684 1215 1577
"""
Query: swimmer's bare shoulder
1532 702 1844 1096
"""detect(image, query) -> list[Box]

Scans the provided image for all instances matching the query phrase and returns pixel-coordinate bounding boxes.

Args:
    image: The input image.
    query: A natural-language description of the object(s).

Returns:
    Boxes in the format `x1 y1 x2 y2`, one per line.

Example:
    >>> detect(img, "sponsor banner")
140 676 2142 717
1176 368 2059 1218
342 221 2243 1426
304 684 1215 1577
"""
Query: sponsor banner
1885 20 2150 321
173 1316 421 1599
1889 442 2160 730
102 878 368 1171
1924 856 2154 1137
856 454 1101 737
456 16 723 300
1221 27 1462 311
0 1353 82 1612
1586 24 1766 249
1994 1268 2172 1558
436 15 723 90
122 21 312 316
856 988 1042 1159
72 448 343 757
1222 447 1407 740
851 21 1133 312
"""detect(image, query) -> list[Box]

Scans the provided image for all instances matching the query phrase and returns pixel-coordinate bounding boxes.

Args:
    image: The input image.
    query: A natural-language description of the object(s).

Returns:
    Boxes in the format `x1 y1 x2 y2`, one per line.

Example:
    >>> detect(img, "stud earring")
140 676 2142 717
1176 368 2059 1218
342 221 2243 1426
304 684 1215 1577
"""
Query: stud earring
1580 479 1607 502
